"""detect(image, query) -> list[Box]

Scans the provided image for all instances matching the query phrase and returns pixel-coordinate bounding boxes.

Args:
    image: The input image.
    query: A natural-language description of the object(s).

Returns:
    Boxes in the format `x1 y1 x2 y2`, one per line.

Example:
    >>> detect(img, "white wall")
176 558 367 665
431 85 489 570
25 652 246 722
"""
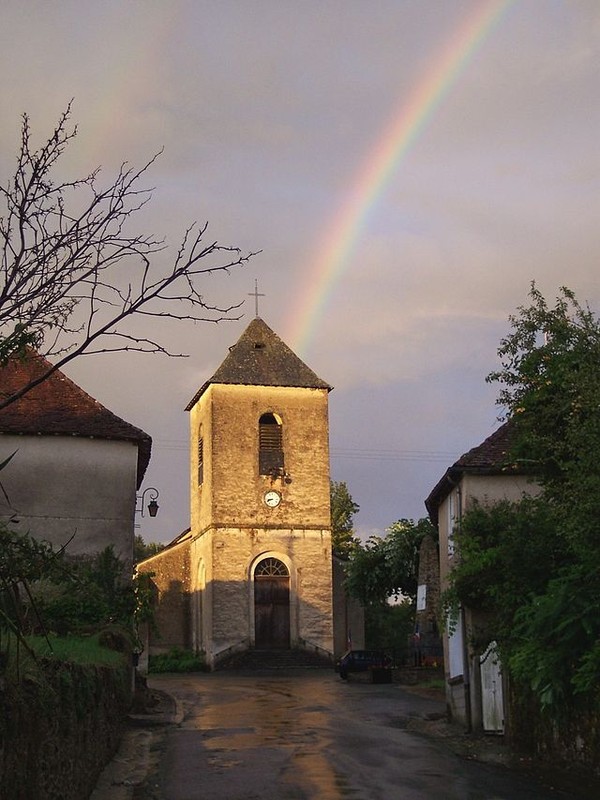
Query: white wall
0 434 139 565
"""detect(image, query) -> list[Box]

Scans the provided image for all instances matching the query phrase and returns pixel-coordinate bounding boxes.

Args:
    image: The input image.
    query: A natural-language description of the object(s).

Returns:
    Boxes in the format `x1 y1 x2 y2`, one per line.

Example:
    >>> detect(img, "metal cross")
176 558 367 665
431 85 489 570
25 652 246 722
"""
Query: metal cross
249 279 265 317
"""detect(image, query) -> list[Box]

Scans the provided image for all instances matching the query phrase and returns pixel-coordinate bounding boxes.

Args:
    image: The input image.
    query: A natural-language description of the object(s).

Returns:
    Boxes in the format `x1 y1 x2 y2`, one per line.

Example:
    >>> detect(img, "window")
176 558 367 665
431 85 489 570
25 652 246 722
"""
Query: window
198 436 204 485
254 557 289 577
259 413 283 475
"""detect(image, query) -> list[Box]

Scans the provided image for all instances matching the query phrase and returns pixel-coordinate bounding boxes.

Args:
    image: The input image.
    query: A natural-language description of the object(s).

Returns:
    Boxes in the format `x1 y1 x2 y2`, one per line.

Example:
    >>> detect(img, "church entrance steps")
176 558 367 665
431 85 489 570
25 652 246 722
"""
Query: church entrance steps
215 648 333 671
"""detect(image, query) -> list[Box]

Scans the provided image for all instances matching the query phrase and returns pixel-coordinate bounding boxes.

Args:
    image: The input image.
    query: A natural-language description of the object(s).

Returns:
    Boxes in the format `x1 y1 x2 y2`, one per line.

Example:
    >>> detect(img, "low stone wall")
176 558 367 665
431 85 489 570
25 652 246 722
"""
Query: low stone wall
392 666 444 685
0 657 130 800
509 686 600 776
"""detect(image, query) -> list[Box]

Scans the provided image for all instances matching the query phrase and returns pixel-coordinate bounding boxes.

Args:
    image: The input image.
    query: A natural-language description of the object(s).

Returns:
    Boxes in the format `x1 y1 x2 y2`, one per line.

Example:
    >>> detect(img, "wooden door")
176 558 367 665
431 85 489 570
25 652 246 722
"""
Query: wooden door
480 641 504 734
254 558 290 649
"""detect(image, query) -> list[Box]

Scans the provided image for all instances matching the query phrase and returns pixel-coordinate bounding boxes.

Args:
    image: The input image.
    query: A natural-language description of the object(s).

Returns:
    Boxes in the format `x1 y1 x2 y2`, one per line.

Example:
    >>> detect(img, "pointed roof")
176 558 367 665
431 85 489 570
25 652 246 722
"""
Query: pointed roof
186 317 331 409
0 350 151 487
425 422 519 523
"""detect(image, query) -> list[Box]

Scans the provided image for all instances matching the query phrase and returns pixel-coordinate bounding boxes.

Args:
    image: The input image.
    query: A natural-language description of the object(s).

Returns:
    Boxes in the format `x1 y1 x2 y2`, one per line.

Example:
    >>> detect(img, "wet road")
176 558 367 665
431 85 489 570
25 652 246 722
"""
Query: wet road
142 670 576 800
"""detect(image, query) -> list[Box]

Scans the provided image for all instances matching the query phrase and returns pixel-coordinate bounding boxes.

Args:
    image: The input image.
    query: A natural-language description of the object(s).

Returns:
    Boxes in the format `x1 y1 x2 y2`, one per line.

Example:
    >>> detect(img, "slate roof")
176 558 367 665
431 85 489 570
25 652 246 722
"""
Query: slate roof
425 421 517 522
0 350 152 487
186 317 331 410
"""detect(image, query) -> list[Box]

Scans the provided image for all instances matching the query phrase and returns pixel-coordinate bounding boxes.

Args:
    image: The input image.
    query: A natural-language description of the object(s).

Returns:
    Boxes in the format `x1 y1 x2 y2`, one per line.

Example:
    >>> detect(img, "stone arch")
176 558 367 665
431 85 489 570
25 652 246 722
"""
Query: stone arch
250 551 295 649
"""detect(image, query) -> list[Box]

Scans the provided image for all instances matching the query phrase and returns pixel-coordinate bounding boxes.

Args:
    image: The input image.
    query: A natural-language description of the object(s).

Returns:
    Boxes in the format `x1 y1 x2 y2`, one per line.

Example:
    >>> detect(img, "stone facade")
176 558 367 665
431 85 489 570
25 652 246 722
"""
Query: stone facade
414 533 442 666
140 535 193 654
139 318 343 669
0 659 130 800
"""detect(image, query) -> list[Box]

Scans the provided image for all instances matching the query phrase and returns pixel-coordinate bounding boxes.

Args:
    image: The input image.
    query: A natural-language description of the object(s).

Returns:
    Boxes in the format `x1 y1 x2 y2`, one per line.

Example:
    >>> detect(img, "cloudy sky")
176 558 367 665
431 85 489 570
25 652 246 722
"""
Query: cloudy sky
1 1 598 543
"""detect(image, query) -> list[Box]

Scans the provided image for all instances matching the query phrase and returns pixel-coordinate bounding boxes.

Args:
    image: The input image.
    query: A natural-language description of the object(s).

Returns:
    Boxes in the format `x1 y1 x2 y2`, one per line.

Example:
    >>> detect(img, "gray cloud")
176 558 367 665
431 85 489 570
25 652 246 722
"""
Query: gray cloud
1 0 598 539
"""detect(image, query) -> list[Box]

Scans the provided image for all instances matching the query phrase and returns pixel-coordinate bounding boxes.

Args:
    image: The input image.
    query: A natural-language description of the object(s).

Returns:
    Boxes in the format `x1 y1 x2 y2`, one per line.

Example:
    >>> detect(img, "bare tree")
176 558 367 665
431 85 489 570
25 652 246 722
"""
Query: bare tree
0 104 255 409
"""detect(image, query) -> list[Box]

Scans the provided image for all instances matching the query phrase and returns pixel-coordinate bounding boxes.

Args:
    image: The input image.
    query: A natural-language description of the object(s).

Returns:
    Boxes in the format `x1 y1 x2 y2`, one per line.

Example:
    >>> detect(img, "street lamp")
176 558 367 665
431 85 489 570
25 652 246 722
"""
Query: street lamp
137 487 160 518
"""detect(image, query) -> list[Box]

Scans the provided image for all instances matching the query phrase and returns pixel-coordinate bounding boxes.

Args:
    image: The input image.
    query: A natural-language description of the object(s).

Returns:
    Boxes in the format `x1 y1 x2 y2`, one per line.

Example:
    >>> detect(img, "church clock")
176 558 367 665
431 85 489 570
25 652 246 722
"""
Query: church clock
264 490 281 508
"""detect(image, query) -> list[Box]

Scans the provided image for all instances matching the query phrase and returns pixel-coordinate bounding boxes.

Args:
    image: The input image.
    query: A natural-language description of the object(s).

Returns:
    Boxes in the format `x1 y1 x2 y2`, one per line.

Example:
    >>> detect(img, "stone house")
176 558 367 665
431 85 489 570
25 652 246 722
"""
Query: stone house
413 532 443 667
0 350 152 568
138 317 363 669
425 422 538 732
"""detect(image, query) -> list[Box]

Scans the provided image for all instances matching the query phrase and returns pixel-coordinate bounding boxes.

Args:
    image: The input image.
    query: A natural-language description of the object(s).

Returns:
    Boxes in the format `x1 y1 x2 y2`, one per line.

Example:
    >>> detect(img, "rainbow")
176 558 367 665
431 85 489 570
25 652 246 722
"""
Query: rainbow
287 0 515 356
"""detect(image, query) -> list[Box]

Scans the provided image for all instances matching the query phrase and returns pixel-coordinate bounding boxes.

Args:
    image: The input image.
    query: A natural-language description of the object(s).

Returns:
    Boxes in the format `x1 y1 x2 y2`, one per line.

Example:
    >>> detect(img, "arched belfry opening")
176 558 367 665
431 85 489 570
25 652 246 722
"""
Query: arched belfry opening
254 557 290 649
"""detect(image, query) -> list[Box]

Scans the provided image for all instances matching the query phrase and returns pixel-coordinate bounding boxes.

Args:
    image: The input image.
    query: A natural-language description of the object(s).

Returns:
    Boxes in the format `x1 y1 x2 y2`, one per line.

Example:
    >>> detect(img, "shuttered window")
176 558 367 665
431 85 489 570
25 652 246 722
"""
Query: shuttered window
198 437 204 485
259 413 283 475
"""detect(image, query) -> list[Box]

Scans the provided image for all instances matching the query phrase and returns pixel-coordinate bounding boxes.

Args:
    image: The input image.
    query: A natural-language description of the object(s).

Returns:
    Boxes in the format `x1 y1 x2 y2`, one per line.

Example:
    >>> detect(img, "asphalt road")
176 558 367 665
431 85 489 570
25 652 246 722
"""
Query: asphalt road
130 670 588 800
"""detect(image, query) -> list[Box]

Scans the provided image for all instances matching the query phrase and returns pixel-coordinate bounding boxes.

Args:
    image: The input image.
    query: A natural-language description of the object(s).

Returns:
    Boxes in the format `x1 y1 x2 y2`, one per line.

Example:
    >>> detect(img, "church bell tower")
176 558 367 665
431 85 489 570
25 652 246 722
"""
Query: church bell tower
185 317 333 667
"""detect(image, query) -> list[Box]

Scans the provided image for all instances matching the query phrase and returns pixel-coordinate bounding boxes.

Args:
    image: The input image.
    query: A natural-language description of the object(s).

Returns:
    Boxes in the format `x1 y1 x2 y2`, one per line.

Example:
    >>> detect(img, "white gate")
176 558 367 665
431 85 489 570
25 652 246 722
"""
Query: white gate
480 641 504 734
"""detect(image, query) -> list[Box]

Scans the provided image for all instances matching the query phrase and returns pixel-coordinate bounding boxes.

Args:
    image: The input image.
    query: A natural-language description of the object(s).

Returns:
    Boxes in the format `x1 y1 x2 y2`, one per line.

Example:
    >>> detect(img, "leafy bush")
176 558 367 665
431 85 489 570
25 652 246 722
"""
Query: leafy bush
149 647 207 673
446 286 600 712
365 601 415 663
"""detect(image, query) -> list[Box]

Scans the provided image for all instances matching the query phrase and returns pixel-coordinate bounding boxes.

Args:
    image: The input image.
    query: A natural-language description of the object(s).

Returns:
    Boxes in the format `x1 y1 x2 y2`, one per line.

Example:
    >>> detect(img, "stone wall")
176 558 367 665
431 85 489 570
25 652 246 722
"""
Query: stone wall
190 384 331 535
509 685 600 775
137 539 192 654
203 527 333 665
414 533 443 667
0 658 130 800
332 556 364 657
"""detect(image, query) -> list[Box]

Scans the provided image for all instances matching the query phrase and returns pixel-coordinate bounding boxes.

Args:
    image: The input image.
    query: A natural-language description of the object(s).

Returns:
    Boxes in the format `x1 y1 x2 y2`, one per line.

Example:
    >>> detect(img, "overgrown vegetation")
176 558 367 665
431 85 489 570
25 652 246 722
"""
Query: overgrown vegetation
134 534 166 563
342 517 435 662
330 480 360 558
0 524 151 675
345 518 435 605
364 601 414 663
446 285 600 712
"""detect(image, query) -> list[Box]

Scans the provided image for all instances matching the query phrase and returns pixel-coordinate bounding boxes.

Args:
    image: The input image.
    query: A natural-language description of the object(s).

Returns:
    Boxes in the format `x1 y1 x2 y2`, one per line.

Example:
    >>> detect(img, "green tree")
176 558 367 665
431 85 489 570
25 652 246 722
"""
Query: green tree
345 518 434 605
364 600 414 660
330 480 359 558
134 535 165 564
490 284 600 554
448 285 600 709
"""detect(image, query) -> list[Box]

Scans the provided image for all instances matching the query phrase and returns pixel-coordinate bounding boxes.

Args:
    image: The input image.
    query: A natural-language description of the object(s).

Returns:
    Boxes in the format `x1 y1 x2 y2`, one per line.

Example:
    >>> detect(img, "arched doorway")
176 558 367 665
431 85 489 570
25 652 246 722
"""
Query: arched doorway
254 557 290 649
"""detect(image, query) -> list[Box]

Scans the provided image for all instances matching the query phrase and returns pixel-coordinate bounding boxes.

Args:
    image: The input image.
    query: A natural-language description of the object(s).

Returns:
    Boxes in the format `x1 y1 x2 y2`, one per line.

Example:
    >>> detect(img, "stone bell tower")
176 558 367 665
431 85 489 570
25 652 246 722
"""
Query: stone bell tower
185 317 333 668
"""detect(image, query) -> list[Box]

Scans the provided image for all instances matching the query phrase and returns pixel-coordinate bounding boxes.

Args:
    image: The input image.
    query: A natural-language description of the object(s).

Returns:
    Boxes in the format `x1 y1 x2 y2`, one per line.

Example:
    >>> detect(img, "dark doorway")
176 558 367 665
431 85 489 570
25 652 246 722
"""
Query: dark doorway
254 558 290 649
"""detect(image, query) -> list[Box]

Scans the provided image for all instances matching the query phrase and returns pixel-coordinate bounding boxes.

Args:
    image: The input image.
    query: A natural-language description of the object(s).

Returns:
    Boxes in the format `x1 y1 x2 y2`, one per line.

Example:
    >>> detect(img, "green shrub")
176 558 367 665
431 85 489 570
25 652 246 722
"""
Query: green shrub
149 647 206 673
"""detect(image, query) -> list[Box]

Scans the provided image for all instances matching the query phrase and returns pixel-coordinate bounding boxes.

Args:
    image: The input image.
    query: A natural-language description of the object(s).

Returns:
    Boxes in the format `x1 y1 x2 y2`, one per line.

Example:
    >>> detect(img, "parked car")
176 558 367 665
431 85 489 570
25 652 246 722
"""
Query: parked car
336 650 392 679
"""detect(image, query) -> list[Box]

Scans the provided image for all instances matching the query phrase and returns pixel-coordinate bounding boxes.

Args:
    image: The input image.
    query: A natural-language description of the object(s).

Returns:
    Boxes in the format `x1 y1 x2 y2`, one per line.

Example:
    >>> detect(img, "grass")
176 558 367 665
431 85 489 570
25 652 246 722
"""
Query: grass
0 631 128 669
417 677 445 690
149 647 206 673
29 634 126 666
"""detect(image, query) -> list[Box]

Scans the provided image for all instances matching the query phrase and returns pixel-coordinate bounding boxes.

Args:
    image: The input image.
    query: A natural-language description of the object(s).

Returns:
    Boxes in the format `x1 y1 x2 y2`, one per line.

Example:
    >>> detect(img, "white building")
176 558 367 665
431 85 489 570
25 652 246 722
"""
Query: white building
0 350 151 568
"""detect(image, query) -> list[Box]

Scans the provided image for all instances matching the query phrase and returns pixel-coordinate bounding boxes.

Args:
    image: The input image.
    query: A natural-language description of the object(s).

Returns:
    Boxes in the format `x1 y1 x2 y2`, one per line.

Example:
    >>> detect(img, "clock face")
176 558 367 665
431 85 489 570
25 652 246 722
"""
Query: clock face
264 490 281 508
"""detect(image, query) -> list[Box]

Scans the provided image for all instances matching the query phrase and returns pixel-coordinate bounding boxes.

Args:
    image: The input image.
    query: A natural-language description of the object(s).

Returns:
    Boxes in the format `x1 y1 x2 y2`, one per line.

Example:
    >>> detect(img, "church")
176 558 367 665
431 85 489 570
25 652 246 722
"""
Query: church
138 316 361 669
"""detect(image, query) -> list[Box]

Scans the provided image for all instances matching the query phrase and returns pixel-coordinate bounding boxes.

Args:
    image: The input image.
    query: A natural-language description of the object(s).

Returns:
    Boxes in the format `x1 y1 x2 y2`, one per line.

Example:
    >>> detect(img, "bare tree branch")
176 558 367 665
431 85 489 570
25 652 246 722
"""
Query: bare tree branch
0 105 257 409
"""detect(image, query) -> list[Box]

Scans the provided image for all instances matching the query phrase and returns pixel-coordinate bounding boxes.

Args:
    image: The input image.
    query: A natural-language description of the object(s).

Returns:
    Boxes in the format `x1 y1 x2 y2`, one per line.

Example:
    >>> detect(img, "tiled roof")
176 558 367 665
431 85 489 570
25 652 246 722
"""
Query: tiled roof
453 421 515 471
425 421 516 519
186 317 331 409
0 350 151 486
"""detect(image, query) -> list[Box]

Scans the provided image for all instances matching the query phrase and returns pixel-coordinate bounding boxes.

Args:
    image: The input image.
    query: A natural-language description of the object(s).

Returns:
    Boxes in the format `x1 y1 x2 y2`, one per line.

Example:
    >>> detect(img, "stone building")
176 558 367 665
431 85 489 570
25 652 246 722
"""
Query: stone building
425 422 538 731
138 318 360 669
413 532 443 666
0 350 151 568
